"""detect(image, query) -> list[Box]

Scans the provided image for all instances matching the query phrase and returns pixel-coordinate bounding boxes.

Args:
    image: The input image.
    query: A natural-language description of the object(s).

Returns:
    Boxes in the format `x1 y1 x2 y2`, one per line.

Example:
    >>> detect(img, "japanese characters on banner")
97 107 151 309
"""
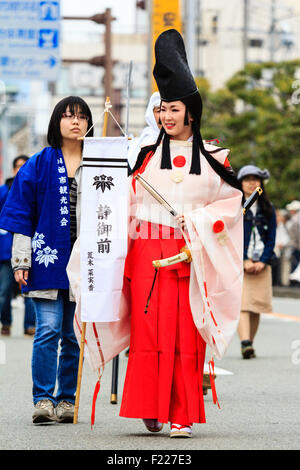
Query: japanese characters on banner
80 137 128 323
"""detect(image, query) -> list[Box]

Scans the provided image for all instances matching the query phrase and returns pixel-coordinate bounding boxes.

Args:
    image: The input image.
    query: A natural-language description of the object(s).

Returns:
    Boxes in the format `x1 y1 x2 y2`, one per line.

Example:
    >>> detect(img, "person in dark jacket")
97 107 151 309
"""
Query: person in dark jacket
237 165 276 359
0 155 36 336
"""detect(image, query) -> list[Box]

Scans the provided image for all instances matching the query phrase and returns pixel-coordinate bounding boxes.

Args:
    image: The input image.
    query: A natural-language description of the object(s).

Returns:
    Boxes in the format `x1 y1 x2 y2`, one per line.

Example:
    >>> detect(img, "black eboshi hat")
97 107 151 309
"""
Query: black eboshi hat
153 29 199 102
132 29 241 191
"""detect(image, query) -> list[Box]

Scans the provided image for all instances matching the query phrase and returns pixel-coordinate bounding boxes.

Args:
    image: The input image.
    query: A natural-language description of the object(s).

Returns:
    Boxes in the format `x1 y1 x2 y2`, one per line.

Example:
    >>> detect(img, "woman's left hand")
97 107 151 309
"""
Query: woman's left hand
253 261 265 274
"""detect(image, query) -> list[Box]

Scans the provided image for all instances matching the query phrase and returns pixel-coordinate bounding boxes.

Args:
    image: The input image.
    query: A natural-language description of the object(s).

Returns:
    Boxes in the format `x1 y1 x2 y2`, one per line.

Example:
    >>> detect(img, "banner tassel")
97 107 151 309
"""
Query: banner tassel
91 379 101 430
208 357 221 409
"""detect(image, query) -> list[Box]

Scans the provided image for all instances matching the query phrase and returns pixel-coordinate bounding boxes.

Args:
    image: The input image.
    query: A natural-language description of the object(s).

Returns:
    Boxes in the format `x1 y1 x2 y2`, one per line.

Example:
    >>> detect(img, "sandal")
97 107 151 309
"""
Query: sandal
170 423 192 438
142 418 164 433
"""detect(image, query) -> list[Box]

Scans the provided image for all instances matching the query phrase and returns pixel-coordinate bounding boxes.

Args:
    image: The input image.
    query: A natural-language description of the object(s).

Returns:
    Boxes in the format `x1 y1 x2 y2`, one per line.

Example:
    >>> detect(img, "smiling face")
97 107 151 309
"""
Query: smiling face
59 105 89 144
160 100 193 140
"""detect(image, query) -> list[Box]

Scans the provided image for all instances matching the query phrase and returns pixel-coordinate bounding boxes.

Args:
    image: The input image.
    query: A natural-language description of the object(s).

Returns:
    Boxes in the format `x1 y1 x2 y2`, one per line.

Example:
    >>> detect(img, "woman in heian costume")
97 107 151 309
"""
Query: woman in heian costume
119 29 244 437
0 96 93 424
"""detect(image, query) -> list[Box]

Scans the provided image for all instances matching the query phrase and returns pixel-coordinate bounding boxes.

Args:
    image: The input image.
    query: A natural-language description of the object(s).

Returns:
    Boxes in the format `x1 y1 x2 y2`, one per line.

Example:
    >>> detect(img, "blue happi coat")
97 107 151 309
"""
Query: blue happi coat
0 147 72 292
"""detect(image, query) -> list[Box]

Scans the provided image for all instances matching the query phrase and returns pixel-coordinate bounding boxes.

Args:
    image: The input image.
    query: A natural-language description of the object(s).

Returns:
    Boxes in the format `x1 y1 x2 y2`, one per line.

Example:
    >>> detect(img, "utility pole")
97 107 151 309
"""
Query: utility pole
136 0 146 33
196 0 202 77
243 0 249 67
270 0 276 62
185 0 196 75
63 9 116 135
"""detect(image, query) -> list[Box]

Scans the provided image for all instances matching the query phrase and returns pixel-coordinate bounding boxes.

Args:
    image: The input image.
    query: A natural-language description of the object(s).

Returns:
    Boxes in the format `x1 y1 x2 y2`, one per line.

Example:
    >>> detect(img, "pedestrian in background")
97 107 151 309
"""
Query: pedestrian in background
0 155 36 336
237 165 276 359
286 200 300 286
0 96 93 424
127 91 161 170
273 209 290 286
285 200 300 226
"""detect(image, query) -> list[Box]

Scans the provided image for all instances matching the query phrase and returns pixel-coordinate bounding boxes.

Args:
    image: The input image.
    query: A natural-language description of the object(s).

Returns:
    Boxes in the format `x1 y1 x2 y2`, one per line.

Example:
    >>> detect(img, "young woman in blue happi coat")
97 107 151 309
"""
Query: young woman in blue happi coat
0 96 93 423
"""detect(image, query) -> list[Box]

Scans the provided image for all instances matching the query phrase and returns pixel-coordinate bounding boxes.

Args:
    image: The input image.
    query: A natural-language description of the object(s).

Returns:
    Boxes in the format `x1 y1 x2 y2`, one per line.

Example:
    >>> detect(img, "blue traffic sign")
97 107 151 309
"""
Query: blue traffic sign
0 0 61 81
39 1 59 21
38 29 59 49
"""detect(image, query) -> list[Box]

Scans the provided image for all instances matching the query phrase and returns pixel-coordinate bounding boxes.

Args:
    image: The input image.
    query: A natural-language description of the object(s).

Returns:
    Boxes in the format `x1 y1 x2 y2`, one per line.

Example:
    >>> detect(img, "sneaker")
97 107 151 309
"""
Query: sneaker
241 341 255 359
1 325 10 336
24 327 35 337
55 400 74 423
32 399 56 424
170 423 192 438
142 418 164 433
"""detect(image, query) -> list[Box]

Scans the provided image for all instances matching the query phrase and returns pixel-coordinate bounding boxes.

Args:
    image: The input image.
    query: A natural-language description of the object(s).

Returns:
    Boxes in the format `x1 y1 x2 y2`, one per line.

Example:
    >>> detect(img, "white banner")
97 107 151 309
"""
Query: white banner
80 137 128 322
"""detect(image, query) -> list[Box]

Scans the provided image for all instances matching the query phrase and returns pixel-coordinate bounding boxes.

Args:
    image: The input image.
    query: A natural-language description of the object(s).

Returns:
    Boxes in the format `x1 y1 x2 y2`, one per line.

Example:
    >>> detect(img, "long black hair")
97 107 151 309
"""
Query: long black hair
47 96 94 148
131 93 241 192
242 180 274 219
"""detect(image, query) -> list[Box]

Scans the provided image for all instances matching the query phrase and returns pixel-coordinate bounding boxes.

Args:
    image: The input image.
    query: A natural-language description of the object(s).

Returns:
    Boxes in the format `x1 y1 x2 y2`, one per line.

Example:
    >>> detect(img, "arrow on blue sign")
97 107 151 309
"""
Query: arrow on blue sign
47 56 57 67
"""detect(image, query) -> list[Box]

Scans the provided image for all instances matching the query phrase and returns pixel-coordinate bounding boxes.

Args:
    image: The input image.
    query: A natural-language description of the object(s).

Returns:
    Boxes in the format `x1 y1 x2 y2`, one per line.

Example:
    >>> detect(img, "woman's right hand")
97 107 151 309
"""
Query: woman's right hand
244 259 255 273
175 214 186 230
14 269 29 286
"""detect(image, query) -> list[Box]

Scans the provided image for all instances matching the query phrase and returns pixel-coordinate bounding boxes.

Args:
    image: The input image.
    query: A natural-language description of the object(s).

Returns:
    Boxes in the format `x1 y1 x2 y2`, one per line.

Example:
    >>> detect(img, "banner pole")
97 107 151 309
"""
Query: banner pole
73 97 111 424
101 94 120 405
110 354 119 404
73 321 86 423
102 96 110 137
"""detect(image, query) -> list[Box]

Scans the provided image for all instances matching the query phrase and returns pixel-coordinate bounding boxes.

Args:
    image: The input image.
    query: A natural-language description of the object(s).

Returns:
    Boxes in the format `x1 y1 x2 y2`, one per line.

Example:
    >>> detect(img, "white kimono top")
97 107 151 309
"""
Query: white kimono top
67 141 243 374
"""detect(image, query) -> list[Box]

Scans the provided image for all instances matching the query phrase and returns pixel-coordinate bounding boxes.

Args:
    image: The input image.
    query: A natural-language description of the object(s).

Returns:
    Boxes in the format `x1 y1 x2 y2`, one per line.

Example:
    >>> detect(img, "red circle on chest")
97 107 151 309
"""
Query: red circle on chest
172 155 186 168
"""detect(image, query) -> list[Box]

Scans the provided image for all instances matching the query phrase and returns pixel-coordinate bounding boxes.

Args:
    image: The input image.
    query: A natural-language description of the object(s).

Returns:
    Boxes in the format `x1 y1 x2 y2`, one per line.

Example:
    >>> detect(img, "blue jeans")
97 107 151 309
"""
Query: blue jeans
24 297 36 331
31 290 79 405
0 260 14 326
0 260 36 330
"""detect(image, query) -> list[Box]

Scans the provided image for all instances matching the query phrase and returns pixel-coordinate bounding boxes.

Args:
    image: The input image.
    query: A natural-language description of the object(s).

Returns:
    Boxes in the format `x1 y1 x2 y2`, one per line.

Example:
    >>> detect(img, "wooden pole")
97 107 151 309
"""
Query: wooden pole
103 9 113 135
73 321 86 423
102 96 120 404
73 96 111 423
102 96 110 136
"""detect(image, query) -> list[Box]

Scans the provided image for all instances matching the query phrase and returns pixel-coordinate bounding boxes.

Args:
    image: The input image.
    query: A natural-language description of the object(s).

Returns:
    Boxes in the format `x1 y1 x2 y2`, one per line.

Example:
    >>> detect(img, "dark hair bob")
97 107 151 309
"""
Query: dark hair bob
47 96 94 148
13 155 29 168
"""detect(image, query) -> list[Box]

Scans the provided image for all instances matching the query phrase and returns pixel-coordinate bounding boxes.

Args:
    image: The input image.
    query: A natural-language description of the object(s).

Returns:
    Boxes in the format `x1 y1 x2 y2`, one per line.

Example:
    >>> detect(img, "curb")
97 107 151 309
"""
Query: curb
273 286 300 299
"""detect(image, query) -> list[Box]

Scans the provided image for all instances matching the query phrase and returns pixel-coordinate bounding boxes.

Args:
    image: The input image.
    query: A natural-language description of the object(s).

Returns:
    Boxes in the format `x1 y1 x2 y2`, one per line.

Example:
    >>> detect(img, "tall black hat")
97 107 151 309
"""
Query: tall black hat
153 29 198 102
131 29 241 191
152 29 203 173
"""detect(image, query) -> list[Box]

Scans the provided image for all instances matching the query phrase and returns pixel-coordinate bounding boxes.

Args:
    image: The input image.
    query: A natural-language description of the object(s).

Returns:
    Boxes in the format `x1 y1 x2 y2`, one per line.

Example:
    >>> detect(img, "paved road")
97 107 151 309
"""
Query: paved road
0 296 299 452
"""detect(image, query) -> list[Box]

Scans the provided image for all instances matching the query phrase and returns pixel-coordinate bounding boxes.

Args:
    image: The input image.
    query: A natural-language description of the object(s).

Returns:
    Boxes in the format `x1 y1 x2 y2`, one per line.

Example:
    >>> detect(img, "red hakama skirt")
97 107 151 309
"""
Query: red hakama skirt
119 222 206 424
